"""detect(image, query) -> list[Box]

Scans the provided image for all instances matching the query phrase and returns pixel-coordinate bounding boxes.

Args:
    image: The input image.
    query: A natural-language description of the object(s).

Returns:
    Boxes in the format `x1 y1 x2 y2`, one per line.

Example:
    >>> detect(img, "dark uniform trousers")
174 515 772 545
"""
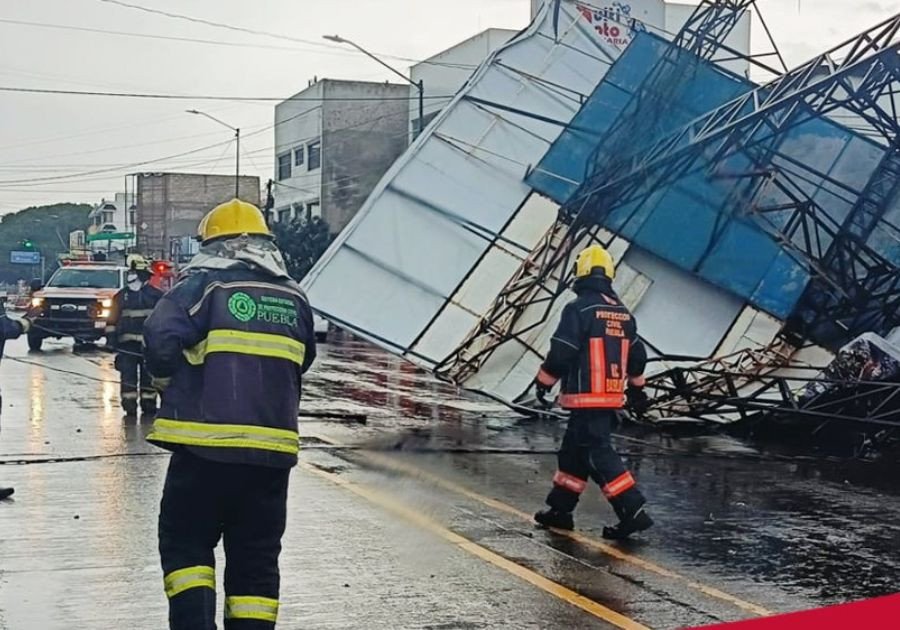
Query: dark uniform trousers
115 349 155 407
159 452 289 630
546 410 645 520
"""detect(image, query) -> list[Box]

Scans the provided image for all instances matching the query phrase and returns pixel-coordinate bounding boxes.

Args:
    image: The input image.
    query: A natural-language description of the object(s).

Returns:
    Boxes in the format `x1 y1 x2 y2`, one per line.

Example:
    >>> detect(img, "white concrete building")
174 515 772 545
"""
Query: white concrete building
87 192 135 255
273 79 410 233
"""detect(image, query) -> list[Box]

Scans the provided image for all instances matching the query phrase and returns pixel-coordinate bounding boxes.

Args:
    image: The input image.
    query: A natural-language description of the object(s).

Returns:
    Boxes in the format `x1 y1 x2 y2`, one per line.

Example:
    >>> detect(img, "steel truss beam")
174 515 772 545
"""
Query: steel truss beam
569 14 900 221
645 361 900 432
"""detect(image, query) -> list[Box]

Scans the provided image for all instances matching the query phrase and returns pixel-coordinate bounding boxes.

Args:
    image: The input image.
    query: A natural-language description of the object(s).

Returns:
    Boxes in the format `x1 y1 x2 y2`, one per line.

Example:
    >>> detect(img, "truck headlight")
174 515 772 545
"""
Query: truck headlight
99 309 111 319
31 297 44 308
100 298 113 308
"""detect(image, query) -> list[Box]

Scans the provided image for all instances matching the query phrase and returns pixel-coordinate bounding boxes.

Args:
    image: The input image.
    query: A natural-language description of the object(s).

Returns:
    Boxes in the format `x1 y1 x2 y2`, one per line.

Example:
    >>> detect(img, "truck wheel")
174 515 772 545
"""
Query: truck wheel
27 333 43 352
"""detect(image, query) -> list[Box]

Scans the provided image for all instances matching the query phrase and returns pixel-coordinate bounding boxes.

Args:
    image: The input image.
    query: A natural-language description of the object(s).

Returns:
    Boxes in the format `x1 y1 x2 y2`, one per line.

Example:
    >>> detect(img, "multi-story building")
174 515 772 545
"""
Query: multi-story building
87 192 135 257
272 79 410 234
135 172 260 262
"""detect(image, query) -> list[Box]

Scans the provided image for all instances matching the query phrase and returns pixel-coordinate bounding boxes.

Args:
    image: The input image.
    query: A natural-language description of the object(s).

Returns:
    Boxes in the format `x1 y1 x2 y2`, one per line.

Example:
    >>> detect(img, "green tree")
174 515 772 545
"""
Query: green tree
0 203 92 283
271 215 334 281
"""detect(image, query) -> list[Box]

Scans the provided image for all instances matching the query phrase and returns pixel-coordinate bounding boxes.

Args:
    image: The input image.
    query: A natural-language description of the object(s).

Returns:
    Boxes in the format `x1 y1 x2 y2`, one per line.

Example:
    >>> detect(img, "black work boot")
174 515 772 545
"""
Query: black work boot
602 506 653 540
0 487 14 501
122 399 138 416
534 508 575 530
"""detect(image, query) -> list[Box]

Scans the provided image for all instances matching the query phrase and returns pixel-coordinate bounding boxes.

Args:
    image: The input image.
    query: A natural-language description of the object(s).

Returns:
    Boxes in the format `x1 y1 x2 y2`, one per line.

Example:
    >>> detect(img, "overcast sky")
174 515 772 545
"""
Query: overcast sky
0 0 896 215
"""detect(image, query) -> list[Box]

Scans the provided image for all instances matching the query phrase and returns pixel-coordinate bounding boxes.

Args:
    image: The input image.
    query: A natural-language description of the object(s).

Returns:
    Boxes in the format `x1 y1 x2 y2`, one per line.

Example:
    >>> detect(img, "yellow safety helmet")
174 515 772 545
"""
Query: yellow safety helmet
127 254 151 272
574 244 615 280
195 213 209 242
200 198 271 243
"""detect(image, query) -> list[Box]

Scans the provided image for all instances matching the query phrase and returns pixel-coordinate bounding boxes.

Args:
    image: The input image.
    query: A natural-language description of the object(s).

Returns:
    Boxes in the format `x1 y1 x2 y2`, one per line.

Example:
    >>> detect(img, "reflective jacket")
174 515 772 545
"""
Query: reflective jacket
107 284 163 353
143 266 316 468
538 274 647 410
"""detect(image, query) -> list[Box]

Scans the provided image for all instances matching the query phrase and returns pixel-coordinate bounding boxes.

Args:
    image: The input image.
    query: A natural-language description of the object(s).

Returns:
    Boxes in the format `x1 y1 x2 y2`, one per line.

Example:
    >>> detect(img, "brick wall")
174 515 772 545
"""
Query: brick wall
136 173 260 258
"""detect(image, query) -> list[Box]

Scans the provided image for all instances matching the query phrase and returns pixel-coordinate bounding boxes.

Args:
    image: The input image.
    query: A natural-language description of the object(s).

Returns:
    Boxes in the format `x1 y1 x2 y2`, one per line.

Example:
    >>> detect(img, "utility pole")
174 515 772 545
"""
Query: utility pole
323 35 426 138
235 127 241 197
186 110 241 197
264 179 275 227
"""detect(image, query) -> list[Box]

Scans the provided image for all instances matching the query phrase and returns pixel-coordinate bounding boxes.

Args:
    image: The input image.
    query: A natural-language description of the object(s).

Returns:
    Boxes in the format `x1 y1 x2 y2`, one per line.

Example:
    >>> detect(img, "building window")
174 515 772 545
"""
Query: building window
277 207 292 223
294 146 304 167
306 200 321 219
277 153 292 180
307 141 321 171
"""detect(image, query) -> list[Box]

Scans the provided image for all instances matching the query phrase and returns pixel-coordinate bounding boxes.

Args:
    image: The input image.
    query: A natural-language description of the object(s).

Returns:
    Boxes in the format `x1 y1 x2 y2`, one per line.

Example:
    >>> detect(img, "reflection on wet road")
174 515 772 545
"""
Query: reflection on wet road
1 335 898 629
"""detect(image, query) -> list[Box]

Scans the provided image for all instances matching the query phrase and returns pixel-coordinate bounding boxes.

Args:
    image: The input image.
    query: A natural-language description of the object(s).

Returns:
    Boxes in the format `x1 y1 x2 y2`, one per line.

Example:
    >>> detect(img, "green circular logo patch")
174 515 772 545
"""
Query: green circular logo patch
228 292 257 322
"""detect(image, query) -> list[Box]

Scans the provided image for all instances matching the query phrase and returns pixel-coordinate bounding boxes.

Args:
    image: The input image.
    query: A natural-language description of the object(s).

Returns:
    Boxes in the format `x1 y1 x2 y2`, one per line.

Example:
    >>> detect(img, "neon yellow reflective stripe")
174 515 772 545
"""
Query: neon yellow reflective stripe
122 309 154 317
148 418 299 456
225 596 279 622
119 333 144 342
184 329 306 366
164 565 215 598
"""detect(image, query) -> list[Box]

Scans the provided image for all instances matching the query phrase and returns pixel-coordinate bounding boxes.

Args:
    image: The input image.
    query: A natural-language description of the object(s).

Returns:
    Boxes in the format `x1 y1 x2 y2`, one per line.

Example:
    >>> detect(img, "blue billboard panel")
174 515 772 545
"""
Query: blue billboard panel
527 32 886 320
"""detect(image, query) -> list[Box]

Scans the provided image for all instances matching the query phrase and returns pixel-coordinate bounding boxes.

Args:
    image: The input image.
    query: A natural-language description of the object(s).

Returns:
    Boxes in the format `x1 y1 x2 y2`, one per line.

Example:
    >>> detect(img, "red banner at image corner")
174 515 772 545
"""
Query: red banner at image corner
688 593 900 629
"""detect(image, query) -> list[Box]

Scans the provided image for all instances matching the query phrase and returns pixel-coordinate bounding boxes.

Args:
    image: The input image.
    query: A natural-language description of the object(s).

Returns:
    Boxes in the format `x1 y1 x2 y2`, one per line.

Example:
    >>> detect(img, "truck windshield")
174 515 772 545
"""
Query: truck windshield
46 269 120 289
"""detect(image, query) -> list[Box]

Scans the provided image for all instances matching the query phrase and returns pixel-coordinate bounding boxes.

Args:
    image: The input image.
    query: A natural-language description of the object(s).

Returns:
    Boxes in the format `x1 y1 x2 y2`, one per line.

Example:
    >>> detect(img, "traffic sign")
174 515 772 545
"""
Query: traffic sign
10 251 41 264
86 232 135 242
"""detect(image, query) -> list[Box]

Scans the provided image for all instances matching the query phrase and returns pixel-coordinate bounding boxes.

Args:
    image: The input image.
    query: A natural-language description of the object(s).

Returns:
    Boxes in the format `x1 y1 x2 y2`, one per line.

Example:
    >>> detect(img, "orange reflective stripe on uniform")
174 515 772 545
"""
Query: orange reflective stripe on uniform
536 368 559 387
225 596 279 622
164 565 215 598
630 375 647 387
589 338 606 394
552 470 587 494
559 393 624 408
602 471 636 498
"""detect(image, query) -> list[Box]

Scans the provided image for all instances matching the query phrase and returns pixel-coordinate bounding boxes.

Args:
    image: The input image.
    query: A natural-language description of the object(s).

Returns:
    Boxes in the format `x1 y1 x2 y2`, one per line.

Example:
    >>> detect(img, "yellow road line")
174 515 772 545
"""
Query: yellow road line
304 434 773 618
299 461 650 630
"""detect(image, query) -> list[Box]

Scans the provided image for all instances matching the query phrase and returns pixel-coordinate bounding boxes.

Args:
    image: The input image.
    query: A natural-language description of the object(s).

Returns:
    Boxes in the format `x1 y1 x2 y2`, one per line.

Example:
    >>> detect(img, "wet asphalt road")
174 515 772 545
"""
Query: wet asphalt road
1 334 899 629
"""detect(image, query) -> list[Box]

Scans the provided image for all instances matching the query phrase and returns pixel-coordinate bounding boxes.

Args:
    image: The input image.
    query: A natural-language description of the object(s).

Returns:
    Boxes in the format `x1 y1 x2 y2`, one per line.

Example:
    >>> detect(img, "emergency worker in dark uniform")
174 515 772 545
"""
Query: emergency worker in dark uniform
533 244 653 540
0 303 31 501
107 255 163 416
144 199 316 630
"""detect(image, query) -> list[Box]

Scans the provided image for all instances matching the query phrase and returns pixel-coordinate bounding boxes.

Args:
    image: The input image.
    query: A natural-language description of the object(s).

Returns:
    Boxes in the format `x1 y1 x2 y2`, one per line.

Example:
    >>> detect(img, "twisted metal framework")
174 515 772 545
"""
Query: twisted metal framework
437 6 900 436
435 0 757 384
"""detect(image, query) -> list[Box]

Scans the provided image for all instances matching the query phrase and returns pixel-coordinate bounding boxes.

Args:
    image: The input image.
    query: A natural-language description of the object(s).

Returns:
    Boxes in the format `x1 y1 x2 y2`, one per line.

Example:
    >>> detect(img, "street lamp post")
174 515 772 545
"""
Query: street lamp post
323 34 425 138
186 109 241 197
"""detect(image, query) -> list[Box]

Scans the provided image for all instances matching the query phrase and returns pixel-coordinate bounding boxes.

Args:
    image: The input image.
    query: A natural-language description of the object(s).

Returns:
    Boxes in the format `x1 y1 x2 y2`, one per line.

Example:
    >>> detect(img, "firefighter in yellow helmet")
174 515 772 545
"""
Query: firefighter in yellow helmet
107 254 164 416
532 243 652 540
144 199 317 629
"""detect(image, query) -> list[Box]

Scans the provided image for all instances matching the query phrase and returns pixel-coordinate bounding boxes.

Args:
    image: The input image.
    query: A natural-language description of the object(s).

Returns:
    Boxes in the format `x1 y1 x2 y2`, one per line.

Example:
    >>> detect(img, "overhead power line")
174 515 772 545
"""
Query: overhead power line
95 0 477 70
0 18 347 54
0 138 231 186
98 0 344 49
0 86 454 102
0 98 452 189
